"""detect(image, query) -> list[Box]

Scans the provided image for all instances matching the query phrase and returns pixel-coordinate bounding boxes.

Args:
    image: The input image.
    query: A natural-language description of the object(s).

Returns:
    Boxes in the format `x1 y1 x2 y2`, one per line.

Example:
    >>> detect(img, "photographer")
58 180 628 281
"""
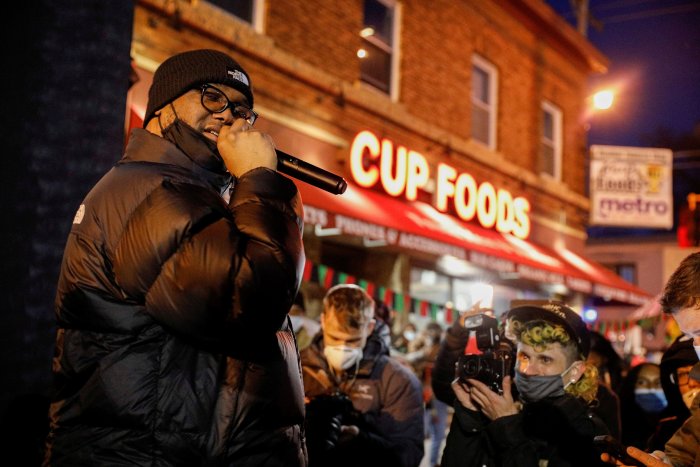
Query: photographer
300 285 424 467
437 301 609 467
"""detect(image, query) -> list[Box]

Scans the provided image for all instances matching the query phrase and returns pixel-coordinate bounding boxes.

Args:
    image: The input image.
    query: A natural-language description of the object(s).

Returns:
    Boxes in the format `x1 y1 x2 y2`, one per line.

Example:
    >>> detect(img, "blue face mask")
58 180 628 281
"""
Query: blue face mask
634 388 667 414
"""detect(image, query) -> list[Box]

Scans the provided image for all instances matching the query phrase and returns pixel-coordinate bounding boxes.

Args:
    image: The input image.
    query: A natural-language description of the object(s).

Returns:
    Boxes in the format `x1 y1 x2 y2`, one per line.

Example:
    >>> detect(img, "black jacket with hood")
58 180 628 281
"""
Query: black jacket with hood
44 129 306 466
647 335 697 452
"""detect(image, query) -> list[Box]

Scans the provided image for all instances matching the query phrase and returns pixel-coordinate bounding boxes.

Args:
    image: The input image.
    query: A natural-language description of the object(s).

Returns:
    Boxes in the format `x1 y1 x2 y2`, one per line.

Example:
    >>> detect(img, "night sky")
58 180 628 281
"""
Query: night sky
545 0 700 148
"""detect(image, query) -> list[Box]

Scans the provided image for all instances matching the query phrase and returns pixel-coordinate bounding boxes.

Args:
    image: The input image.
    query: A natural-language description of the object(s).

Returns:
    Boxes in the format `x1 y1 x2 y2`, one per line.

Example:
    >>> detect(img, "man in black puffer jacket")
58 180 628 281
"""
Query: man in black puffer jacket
44 49 307 466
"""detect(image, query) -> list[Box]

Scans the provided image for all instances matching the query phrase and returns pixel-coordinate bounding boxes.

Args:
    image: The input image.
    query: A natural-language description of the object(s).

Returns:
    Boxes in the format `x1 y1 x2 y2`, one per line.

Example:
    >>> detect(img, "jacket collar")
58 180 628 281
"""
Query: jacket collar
308 333 383 379
122 129 232 192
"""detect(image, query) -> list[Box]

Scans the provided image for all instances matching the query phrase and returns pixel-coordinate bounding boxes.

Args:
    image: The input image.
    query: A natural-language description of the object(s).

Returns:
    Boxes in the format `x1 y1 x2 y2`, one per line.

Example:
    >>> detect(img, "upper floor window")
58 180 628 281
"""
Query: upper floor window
471 55 498 149
540 100 563 180
359 0 399 97
606 263 637 285
207 0 264 31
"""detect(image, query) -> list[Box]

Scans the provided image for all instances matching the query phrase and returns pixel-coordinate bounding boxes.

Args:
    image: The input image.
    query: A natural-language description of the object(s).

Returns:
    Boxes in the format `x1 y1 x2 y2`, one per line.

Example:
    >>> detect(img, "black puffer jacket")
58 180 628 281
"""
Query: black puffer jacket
44 129 306 466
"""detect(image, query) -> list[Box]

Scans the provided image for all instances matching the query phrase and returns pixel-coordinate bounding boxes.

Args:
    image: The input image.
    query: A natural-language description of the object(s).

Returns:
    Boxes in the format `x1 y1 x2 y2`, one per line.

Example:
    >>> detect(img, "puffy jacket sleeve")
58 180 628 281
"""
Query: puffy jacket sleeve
114 168 304 352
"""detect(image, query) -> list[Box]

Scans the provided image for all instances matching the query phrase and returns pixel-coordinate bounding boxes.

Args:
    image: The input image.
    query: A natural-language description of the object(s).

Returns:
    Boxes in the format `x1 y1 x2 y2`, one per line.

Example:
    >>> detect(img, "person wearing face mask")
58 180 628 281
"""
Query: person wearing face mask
439 300 609 467
300 284 424 467
393 322 418 354
43 49 306 466
619 363 668 450
600 252 700 467
646 335 700 452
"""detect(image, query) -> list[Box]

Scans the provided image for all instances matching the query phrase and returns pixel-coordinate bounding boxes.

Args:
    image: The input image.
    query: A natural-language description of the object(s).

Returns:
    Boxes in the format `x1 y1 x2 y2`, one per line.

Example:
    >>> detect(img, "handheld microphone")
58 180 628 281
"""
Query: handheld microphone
276 149 347 195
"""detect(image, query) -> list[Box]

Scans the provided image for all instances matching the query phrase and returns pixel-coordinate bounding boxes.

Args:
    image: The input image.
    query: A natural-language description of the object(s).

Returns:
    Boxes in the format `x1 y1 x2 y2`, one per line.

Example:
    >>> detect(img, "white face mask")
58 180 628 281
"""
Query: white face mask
682 388 700 409
324 345 363 371
403 330 416 341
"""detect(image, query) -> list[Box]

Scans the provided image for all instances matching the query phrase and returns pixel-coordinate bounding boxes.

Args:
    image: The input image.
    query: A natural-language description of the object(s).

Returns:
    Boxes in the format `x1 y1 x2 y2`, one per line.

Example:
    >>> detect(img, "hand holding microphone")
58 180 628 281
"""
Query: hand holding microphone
276 150 347 195
218 122 347 195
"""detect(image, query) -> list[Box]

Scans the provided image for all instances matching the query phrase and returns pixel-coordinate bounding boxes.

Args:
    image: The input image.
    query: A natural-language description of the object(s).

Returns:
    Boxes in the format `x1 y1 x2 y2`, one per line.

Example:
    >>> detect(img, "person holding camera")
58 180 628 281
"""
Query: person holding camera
300 284 424 467
437 301 609 467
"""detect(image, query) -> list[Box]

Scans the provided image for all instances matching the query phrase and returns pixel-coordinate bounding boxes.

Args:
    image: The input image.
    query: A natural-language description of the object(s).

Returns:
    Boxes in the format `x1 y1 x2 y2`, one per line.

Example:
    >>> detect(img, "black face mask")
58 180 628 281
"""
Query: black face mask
161 117 227 174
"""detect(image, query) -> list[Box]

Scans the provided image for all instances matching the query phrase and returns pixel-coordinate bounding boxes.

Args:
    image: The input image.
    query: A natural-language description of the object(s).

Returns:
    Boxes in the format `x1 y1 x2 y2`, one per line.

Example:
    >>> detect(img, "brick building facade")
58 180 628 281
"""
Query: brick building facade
129 0 648 325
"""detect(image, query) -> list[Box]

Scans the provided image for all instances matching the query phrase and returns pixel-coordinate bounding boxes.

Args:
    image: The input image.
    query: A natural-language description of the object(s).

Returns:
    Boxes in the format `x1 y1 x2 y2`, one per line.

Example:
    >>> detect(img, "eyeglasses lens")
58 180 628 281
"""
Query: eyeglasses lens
201 86 257 125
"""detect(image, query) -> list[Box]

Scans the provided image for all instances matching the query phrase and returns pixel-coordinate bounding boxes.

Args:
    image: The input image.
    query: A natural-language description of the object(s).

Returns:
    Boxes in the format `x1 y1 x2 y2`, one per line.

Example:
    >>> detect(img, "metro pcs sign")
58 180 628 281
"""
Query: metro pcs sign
349 130 531 239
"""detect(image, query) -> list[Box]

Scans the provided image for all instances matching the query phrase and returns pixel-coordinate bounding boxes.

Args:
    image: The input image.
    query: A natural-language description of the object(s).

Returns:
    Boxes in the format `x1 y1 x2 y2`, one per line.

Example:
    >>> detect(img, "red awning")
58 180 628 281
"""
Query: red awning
297 182 651 306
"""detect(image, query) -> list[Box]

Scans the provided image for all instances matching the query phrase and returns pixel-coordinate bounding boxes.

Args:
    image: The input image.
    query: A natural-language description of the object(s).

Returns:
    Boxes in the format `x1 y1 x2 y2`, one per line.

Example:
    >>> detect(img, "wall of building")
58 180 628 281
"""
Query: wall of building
587 239 700 297
128 0 623 329
133 0 602 240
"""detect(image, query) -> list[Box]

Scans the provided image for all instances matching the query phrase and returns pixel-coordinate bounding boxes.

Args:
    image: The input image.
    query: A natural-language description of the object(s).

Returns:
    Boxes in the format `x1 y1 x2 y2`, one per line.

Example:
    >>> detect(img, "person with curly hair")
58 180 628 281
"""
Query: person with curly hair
439 300 609 467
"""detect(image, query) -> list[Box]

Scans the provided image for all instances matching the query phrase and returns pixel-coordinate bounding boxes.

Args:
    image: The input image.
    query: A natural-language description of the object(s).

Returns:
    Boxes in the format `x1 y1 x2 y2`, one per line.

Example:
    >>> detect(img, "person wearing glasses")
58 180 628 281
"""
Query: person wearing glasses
44 49 306 466
601 252 700 467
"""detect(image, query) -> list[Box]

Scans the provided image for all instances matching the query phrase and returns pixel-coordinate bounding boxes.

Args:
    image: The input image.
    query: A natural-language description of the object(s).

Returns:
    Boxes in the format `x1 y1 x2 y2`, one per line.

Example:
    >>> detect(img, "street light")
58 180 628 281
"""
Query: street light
593 89 614 110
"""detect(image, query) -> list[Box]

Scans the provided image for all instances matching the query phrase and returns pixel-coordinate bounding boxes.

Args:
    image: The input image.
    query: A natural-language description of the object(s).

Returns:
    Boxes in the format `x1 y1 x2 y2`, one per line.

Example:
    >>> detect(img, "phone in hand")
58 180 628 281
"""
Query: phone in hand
593 435 645 466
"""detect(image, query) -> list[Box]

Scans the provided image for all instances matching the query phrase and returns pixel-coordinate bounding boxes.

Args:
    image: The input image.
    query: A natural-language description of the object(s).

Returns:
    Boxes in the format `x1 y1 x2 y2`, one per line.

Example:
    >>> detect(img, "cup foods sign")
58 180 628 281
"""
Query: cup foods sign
589 145 673 229
349 130 531 239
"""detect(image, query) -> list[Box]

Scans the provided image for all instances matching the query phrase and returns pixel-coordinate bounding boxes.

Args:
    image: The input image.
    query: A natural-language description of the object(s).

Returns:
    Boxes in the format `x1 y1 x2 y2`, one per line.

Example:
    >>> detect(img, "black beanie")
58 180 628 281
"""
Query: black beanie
143 49 254 127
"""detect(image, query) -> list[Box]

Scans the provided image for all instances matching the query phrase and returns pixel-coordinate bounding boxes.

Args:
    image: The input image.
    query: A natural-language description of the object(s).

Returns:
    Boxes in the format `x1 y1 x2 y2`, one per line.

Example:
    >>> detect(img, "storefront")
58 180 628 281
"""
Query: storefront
126 72 649 332
127 0 651 333
290 129 651 327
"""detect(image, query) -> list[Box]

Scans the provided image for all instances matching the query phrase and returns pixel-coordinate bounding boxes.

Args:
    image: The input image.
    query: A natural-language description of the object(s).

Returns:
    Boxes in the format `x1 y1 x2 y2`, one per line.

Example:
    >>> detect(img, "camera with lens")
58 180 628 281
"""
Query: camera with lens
304 391 359 453
457 313 514 394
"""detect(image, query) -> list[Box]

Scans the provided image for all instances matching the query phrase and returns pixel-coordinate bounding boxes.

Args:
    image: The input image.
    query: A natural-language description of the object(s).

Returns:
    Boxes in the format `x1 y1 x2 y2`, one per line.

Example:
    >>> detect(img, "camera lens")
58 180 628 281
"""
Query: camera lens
465 360 478 375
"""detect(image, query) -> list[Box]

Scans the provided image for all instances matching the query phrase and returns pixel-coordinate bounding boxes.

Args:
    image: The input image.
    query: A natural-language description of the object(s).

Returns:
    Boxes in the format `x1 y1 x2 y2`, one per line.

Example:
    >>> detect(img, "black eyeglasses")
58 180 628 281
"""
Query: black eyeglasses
200 84 258 125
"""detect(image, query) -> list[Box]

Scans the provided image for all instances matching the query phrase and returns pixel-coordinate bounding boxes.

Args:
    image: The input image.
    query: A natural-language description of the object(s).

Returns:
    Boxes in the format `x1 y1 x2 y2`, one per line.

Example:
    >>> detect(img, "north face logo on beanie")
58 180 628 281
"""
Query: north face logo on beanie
227 68 249 86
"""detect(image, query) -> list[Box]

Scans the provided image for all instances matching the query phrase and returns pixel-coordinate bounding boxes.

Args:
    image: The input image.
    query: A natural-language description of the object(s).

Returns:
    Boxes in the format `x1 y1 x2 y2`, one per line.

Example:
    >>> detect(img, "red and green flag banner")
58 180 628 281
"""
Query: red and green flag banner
403 294 412 315
303 259 313 282
302 261 464 326
420 301 429 317
317 264 336 289
358 279 376 299
383 288 394 309
377 286 386 305
430 303 439 320
394 293 405 314
445 304 454 324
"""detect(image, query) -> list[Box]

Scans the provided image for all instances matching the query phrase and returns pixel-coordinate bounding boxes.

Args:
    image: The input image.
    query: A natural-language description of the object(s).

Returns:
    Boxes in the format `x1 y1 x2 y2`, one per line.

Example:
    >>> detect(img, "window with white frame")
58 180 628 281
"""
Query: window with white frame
359 0 399 96
207 0 264 31
540 100 563 180
471 55 498 149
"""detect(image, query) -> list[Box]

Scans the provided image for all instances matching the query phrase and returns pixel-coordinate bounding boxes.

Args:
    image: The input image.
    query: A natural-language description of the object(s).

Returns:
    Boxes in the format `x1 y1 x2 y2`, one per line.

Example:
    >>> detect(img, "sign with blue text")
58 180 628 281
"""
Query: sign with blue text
589 145 673 229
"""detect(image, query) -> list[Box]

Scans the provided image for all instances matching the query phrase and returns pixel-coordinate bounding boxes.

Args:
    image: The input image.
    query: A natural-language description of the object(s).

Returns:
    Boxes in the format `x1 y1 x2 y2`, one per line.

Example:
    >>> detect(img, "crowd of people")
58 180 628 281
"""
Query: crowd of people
27 47 700 466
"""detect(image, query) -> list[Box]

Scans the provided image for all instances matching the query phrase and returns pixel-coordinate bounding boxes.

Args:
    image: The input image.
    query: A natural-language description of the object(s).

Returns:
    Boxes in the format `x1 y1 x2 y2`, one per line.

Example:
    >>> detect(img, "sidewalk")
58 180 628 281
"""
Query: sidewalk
419 433 446 467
